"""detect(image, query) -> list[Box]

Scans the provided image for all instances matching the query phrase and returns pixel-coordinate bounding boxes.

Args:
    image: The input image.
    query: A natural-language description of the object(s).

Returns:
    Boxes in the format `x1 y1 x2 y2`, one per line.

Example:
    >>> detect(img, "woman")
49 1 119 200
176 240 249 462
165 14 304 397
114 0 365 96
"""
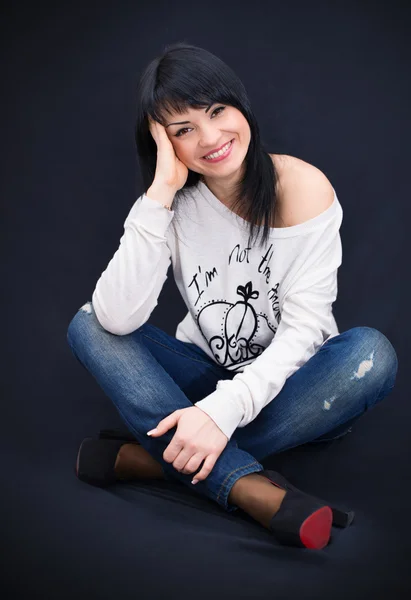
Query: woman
67 42 398 550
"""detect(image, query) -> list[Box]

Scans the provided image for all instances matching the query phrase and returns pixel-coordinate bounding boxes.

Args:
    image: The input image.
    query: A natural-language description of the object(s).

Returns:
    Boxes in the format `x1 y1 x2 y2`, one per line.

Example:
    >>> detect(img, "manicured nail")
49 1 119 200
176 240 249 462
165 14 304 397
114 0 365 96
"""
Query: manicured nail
147 428 158 435
191 479 199 485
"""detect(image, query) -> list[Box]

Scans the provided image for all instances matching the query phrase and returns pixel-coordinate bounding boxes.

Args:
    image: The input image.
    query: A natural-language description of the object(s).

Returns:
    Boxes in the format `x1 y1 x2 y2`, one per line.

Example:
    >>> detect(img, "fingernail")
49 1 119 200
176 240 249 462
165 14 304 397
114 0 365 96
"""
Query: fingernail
147 428 158 435
191 479 199 485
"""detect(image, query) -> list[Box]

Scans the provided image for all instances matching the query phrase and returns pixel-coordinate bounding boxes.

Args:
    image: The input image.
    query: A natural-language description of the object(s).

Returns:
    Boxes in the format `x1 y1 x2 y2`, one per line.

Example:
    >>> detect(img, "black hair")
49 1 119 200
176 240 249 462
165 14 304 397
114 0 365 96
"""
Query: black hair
134 41 282 249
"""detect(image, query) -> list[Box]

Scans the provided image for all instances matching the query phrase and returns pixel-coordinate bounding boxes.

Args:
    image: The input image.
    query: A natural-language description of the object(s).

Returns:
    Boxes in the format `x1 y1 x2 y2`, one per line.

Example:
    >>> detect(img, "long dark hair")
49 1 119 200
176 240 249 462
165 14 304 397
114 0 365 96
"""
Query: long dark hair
134 42 281 249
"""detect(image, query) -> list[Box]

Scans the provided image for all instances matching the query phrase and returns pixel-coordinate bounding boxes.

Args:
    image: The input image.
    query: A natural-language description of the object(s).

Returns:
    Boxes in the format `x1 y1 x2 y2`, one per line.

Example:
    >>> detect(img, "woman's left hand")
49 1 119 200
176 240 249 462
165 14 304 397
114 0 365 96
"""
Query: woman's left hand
147 406 229 484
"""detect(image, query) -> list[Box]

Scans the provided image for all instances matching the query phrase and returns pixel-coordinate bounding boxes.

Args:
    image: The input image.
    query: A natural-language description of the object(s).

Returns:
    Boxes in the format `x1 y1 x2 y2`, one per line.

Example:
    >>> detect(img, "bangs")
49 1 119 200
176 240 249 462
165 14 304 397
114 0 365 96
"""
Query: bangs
151 93 231 128
152 95 213 127
147 61 240 126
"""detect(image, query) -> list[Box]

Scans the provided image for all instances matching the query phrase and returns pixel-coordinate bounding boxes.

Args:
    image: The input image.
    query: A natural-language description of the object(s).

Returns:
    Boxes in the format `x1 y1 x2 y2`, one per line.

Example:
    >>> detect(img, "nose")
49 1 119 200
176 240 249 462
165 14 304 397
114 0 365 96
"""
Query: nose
199 121 226 140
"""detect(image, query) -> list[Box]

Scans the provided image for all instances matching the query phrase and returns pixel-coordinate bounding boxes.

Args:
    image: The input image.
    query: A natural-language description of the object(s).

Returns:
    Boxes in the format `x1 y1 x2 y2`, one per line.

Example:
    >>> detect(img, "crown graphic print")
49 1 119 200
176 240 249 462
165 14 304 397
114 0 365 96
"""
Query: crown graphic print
195 279 281 371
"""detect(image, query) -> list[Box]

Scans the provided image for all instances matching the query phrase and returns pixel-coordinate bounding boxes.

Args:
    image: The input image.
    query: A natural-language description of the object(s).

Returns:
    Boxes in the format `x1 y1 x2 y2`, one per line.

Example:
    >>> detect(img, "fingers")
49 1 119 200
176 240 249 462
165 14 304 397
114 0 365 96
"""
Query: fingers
178 453 205 475
166 446 216 483
149 409 180 438
148 116 157 141
149 117 170 145
189 454 216 483
148 116 163 135
163 437 184 464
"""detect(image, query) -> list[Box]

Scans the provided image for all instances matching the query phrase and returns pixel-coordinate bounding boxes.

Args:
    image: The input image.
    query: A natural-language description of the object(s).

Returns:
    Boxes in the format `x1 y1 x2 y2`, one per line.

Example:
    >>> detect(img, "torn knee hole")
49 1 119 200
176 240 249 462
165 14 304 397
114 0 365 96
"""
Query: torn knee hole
350 350 374 381
79 302 93 314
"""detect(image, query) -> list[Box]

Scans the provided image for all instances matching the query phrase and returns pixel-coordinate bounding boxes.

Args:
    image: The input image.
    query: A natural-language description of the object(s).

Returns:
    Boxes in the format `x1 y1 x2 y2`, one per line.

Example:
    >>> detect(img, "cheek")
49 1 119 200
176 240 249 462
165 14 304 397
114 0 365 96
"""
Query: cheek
175 143 196 162
228 117 248 138
237 121 251 144
238 118 250 133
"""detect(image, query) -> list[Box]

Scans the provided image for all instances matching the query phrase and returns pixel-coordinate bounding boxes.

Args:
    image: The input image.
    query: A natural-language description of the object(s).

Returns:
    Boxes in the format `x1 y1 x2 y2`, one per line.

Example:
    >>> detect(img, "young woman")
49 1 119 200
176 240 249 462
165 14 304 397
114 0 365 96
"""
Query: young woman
67 42 398 550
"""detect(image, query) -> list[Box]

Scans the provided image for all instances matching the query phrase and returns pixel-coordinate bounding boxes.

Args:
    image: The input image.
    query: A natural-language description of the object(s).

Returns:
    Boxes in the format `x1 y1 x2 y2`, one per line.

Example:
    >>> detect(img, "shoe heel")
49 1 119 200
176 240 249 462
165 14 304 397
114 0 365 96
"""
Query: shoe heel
327 504 354 528
269 487 333 549
287 482 354 528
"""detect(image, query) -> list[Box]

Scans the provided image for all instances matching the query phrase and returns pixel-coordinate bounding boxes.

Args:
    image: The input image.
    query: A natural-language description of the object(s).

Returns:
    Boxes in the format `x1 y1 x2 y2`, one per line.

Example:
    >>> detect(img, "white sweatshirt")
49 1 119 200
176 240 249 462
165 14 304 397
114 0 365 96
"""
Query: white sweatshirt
92 179 343 440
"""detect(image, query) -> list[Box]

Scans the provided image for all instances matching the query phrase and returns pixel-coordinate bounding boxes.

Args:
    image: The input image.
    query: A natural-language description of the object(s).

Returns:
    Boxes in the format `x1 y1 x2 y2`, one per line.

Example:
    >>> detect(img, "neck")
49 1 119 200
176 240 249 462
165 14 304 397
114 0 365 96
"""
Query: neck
200 165 245 208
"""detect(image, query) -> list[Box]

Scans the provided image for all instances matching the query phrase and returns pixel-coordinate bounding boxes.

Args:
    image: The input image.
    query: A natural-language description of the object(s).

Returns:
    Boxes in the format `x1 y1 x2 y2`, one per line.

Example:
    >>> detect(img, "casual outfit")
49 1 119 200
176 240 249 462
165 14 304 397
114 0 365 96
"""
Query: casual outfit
68 180 398 512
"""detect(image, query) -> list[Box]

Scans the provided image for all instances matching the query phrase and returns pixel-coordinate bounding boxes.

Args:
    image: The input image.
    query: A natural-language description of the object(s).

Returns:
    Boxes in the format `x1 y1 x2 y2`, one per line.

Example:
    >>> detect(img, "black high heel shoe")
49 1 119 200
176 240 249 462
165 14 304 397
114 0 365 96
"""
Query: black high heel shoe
75 437 139 487
258 473 333 549
259 469 355 530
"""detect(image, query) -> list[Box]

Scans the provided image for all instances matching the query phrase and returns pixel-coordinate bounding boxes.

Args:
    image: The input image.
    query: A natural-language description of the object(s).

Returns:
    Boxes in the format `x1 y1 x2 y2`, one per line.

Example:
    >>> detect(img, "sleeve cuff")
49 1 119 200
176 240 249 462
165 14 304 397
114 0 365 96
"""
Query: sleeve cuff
194 389 244 441
123 193 175 238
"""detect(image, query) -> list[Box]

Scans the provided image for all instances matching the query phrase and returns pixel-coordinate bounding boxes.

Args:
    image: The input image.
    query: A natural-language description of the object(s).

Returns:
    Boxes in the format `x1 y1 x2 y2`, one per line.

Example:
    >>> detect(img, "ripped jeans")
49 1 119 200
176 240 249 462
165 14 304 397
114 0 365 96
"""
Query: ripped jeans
67 301 398 513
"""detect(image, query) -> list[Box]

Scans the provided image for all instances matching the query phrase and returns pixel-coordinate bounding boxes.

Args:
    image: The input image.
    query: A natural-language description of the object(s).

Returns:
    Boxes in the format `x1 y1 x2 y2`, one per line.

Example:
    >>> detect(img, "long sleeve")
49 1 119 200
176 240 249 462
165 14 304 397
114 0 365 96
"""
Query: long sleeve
92 193 175 335
194 212 343 441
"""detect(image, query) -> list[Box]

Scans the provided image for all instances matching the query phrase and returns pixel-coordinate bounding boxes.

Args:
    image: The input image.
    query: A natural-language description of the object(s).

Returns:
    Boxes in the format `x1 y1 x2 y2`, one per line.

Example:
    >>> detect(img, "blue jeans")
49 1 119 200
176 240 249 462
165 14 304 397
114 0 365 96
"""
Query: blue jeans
67 301 398 513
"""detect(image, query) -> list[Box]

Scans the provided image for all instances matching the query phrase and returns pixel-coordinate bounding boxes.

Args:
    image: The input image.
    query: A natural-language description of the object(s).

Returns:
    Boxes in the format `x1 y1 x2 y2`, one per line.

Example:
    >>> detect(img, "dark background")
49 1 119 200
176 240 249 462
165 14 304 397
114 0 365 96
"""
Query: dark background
2 1 410 598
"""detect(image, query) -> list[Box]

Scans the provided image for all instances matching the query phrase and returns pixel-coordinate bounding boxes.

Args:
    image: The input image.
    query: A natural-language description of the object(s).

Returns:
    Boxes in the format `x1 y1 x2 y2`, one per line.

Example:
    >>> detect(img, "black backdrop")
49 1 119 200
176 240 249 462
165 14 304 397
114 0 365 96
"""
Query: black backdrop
2 1 410 598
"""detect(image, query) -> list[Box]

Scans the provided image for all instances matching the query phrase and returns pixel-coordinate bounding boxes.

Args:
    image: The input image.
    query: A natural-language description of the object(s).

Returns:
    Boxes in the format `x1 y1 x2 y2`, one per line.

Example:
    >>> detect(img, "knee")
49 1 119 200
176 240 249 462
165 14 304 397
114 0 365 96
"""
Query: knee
67 300 101 349
348 326 398 397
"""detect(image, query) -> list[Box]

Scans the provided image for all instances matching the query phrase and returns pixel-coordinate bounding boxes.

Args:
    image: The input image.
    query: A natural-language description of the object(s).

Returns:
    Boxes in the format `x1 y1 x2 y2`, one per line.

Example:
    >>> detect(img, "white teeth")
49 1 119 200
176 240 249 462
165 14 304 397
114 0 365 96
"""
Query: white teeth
204 140 232 159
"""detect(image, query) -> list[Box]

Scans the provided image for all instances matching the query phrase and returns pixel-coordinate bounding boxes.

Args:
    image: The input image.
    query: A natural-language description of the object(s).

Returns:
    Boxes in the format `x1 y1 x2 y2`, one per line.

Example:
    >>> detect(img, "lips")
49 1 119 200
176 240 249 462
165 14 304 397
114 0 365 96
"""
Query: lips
202 139 233 158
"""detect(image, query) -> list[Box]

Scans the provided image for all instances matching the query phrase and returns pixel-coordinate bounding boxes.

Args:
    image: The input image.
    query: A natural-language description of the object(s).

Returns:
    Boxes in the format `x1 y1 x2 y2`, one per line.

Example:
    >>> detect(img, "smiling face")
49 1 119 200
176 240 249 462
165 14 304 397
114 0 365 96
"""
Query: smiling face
162 103 251 186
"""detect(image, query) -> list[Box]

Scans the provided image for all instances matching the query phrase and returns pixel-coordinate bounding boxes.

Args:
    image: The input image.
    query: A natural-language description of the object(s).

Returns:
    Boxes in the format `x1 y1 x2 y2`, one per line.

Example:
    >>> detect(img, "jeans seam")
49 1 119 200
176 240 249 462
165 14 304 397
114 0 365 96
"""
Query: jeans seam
216 460 262 505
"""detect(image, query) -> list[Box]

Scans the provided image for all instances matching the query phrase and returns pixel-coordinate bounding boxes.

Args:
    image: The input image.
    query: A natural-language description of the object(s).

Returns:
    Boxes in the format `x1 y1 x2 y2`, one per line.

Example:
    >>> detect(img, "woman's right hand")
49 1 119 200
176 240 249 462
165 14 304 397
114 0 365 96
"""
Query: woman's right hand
148 117 189 192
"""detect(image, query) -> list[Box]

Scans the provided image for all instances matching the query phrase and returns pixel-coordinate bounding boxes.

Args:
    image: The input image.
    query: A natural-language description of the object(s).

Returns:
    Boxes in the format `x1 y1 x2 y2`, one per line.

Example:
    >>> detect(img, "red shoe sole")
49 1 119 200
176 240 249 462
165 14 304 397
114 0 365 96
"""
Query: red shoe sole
299 506 333 549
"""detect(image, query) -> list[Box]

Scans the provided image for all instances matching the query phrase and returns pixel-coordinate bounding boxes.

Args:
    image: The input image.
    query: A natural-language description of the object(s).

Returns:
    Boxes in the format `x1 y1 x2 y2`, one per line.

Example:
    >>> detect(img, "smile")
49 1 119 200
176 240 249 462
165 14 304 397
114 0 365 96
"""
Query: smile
201 139 234 162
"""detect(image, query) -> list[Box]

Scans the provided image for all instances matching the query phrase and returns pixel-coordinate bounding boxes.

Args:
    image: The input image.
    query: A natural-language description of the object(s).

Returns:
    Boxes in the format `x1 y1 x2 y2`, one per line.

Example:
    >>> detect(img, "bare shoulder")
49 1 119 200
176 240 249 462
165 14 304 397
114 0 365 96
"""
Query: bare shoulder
270 154 335 227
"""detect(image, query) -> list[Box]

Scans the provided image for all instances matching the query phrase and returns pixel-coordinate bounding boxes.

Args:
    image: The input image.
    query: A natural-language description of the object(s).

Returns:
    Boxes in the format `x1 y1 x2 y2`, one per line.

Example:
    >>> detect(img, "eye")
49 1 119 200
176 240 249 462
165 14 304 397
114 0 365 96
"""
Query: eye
175 106 226 138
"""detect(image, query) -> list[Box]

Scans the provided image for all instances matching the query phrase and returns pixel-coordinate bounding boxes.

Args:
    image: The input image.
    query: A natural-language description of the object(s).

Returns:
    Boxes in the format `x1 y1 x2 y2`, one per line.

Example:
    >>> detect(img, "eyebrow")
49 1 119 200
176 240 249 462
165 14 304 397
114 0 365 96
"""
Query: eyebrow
165 104 213 128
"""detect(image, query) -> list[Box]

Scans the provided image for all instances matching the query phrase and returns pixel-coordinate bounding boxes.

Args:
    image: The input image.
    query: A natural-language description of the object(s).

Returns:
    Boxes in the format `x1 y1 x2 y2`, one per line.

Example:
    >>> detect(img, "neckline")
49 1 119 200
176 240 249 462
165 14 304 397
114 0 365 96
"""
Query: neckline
197 180 338 239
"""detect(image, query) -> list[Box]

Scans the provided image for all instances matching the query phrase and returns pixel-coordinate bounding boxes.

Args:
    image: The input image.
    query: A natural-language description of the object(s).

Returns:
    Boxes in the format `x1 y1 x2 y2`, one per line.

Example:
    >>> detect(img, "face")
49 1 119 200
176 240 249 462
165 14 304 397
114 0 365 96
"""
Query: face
163 104 251 182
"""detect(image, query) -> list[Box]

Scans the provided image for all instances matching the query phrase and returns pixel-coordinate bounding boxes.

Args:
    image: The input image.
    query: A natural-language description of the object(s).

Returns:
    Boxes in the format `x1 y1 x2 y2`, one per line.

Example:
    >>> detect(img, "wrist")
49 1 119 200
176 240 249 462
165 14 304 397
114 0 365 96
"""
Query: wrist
146 182 176 209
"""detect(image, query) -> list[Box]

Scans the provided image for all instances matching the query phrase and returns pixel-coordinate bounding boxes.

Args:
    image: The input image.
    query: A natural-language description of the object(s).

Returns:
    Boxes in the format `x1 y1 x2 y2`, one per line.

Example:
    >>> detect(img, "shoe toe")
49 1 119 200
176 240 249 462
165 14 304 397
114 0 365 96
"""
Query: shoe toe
76 438 126 487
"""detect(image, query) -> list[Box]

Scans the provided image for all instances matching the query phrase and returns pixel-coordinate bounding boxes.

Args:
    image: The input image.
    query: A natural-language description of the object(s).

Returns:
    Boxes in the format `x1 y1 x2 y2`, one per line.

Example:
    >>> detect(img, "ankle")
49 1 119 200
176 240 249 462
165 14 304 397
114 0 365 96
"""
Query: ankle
228 473 265 504
228 473 287 529
115 443 165 480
